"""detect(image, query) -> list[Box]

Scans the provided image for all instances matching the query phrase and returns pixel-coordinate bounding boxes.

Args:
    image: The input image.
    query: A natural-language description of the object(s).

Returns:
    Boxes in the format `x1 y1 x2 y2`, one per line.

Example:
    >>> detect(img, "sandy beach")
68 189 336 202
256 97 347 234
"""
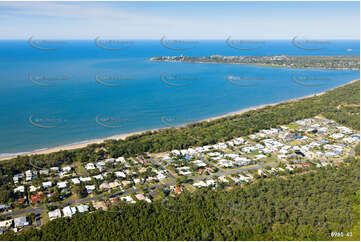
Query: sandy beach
0 79 358 161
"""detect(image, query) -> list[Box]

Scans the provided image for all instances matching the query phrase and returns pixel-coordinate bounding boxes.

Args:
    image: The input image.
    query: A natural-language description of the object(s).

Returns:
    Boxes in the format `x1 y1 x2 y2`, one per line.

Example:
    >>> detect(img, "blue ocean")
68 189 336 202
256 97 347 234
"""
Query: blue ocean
0 39 359 156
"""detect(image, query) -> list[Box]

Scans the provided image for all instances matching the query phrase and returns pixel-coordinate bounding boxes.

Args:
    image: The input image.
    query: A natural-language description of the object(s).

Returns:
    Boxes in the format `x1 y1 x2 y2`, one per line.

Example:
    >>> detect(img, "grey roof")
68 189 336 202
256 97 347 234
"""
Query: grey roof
14 216 28 227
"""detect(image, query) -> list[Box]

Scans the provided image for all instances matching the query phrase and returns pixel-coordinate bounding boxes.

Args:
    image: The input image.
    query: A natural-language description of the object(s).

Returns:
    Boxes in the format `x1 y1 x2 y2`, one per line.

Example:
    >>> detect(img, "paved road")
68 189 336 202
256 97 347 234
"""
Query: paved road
1 207 43 217
150 157 176 180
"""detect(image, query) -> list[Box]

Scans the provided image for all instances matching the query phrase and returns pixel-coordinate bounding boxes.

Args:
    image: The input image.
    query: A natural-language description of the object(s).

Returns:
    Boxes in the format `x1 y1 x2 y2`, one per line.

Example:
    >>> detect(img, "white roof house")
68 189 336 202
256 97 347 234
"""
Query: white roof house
25 170 32 179
116 157 126 163
254 154 267 160
218 159 234 168
115 171 126 178
62 166 72 173
121 196 136 204
50 167 59 171
337 126 352 134
193 181 207 187
258 169 266 176
93 174 103 180
85 163 96 170
218 176 229 183
331 133 344 139
39 169 49 175
238 174 251 182
205 179 216 186
85 185 96 193
14 216 29 228
76 204 89 213
157 173 167 180
343 137 359 144
14 186 25 193
95 162 105 171
80 177 92 182
192 160 207 167
0 219 13 228
57 181 68 189
43 181 52 189
48 209 62 220
29 185 40 192
71 178 80 184
63 206 77 217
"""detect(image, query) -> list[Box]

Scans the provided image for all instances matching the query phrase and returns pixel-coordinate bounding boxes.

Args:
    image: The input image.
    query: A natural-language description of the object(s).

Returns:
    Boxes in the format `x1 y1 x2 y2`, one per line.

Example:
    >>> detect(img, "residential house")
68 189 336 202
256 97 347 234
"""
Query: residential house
63 206 77 217
42 181 52 189
62 166 72 173
85 163 96 170
0 219 13 229
121 196 136 204
79 177 92 182
85 185 95 193
14 186 25 193
76 204 89 213
71 178 80 184
48 209 62 220
57 181 68 189
14 217 28 228
115 171 126 178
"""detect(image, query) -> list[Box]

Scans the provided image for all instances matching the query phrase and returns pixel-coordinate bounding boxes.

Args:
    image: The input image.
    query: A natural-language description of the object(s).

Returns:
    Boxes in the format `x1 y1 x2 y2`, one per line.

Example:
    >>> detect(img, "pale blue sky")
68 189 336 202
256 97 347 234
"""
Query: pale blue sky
0 1 359 39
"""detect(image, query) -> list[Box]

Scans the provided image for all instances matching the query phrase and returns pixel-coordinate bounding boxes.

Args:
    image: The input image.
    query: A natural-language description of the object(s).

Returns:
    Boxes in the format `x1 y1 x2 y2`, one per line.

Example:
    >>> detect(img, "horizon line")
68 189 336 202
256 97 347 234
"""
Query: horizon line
0 38 360 41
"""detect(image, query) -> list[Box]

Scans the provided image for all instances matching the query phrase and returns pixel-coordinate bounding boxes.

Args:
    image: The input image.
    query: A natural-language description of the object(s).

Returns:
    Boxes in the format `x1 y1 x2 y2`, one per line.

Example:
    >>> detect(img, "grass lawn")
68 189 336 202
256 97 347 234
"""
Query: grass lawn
286 123 299 129
73 161 88 176
40 210 49 227
183 184 196 193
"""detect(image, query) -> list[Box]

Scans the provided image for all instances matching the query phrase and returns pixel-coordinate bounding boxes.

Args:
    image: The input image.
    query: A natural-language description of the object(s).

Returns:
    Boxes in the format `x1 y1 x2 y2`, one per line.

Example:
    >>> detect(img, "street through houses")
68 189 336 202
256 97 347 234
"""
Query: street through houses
0 160 276 218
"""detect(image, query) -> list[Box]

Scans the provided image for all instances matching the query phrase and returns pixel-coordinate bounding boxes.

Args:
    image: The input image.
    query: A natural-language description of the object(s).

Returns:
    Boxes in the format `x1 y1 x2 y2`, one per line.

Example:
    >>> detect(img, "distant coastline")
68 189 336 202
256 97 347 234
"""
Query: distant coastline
0 78 358 161
150 55 360 70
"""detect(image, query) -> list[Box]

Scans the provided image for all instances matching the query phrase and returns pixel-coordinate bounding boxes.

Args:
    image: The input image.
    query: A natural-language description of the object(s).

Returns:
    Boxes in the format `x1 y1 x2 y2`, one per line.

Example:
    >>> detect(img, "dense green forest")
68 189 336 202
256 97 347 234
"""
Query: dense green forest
1 156 359 241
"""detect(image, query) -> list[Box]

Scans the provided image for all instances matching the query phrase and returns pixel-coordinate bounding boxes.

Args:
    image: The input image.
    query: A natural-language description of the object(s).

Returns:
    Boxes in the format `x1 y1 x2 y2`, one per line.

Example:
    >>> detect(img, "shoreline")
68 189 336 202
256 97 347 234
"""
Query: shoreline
151 60 360 71
0 79 359 161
